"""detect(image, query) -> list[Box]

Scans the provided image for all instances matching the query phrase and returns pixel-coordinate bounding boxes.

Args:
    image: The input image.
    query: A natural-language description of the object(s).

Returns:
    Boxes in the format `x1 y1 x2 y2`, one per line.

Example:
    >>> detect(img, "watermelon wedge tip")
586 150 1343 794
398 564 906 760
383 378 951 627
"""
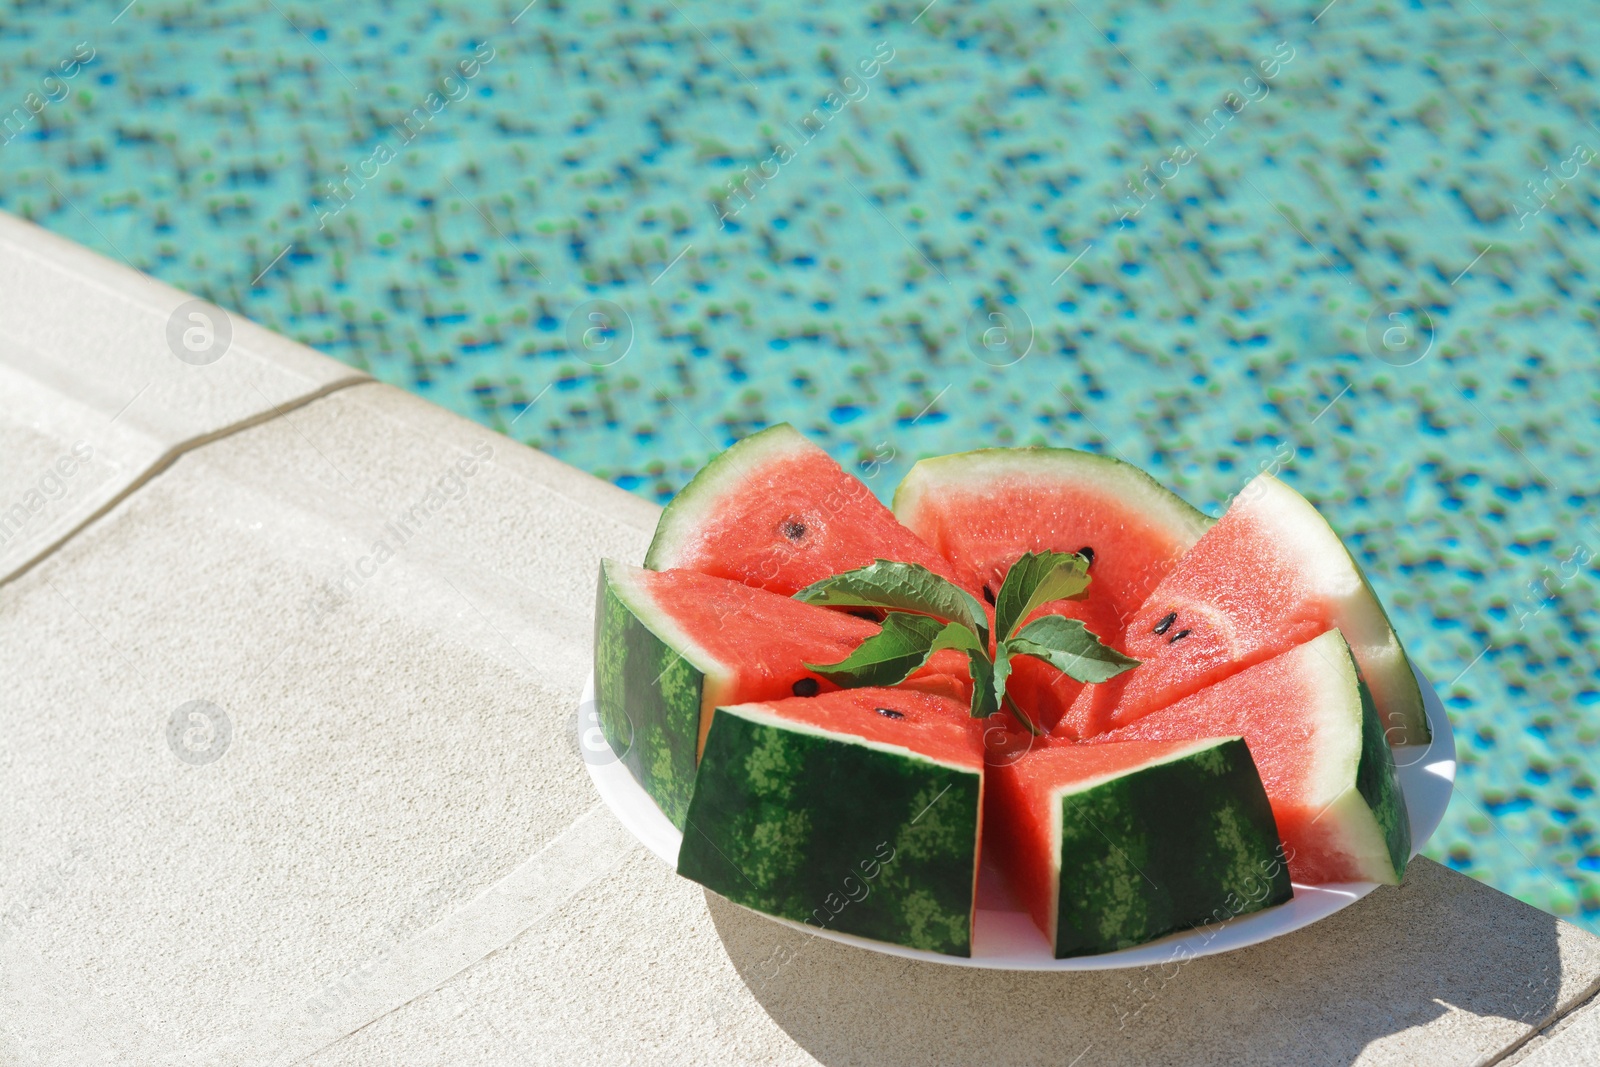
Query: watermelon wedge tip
1094 628 1411 885
644 423 977 596
593 558 881 826
1065 472 1429 746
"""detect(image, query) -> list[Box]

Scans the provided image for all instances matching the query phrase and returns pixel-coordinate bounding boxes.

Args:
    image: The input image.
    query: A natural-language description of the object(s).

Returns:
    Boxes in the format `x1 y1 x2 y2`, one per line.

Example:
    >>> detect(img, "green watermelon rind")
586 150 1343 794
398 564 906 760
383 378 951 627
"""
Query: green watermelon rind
1236 475 1430 745
1095 628 1411 885
1355 672 1413 879
678 702 982 957
891 446 1215 549
594 559 730 829
643 423 808 572
1276 629 1411 883
1052 736 1292 958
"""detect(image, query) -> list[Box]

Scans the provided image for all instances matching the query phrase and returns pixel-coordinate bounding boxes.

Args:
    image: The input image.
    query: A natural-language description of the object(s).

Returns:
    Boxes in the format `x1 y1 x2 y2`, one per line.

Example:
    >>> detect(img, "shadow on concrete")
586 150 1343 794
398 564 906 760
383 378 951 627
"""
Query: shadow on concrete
706 859 1581 1066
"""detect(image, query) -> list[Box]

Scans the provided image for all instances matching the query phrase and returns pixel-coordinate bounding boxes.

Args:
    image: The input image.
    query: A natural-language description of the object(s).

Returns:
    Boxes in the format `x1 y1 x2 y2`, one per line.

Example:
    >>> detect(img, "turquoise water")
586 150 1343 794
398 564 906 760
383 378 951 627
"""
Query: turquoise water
2 1 1597 926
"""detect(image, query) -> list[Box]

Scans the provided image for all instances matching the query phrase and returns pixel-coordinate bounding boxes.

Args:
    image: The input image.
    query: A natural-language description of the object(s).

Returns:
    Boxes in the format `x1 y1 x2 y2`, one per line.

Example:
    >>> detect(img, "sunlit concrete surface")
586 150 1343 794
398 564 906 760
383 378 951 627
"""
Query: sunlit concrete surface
0 213 367 585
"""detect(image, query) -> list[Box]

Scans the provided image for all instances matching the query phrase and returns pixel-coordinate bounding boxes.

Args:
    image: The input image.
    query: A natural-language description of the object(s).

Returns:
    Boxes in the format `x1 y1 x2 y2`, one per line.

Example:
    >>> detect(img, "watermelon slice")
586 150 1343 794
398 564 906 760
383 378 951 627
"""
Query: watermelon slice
893 448 1212 730
595 559 880 826
1093 629 1411 884
893 446 1212 619
645 423 978 597
590 429 1428 958
677 688 985 956
1062 473 1429 744
983 735 1291 957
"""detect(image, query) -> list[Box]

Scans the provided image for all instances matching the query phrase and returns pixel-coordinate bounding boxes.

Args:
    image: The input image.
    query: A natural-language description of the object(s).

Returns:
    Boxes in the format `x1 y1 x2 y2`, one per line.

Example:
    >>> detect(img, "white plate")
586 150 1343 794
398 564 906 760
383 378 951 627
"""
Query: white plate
577 664 1455 970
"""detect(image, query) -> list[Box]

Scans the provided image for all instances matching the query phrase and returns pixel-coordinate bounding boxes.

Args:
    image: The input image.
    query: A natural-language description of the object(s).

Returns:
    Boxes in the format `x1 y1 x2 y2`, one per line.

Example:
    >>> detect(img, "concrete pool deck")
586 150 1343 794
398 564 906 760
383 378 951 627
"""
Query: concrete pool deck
2 211 1599 1066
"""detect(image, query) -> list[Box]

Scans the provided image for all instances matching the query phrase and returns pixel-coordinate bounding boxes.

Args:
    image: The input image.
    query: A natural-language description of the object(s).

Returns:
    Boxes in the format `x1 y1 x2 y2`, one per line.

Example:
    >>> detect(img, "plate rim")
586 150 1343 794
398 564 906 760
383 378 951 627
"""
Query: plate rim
577 663 1456 970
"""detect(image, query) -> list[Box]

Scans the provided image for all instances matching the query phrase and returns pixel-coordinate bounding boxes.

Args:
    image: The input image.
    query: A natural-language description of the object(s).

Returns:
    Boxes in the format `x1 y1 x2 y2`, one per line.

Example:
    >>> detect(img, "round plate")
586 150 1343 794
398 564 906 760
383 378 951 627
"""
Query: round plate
577 665 1455 970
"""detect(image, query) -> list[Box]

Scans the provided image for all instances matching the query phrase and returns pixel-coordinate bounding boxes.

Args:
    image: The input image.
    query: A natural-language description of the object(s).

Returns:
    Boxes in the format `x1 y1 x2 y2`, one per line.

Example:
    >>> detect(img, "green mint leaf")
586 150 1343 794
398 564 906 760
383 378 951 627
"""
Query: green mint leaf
966 647 1000 720
990 646 1013 717
794 559 990 643
805 612 985 689
1007 614 1140 684
992 550 1091 641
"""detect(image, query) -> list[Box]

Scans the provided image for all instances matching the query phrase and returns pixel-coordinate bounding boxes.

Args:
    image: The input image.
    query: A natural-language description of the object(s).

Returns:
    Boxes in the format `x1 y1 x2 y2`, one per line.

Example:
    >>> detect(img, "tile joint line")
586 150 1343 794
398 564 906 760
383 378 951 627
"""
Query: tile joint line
1482 969 1600 1066
0 374 373 592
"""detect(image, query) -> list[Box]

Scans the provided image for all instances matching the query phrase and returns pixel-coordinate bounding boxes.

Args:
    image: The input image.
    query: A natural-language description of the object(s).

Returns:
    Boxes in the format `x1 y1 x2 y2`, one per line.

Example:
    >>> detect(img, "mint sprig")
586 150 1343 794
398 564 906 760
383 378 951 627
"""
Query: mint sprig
804 613 986 689
992 550 1089 641
795 560 990 644
797 550 1135 735
1003 614 1140 685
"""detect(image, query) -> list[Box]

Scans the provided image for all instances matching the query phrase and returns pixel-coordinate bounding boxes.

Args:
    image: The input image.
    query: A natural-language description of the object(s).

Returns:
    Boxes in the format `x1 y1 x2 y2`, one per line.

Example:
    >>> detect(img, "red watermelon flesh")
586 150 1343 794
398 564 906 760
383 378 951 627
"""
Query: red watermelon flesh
998 577 1129 736
613 563 971 755
603 562 871 754
645 423 979 597
1060 474 1428 744
733 686 988 769
1091 629 1412 885
1001 656 1092 736
617 563 979 748
893 446 1211 626
893 447 1211 730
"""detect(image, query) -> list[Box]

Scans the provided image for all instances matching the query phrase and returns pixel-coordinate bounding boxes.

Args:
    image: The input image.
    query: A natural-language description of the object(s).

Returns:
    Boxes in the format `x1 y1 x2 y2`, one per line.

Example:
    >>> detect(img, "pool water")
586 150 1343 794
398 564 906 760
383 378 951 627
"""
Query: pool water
2 1 1597 927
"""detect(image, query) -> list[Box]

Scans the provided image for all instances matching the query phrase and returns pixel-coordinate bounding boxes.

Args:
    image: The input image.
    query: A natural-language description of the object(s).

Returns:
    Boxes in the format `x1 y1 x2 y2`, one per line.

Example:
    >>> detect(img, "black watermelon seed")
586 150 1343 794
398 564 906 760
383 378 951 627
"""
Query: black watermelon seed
1077 546 1095 565
780 519 807 540
875 707 906 719
982 584 996 605
1153 611 1177 636
791 677 820 697
1168 628 1192 643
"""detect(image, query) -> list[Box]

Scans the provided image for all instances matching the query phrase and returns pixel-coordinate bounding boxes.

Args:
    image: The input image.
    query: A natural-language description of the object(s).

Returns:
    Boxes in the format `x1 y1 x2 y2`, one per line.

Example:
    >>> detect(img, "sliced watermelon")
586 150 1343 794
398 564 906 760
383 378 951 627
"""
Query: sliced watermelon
677 688 985 956
594 559 881 826
893 446 1212 619
1062 473 1428 744
893 447 1211 730
984 735 1290 957
592 430 1429 959
1093 629 1411 884
646 423 978 596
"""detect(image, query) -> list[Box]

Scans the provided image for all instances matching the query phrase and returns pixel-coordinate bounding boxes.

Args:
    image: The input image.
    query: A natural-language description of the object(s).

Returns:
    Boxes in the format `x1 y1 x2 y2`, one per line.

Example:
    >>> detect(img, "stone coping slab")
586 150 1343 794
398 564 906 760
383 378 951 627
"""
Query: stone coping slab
0 382 652 1064
0 209 367 586
2 230 1599 1064
1504 988 1600 1065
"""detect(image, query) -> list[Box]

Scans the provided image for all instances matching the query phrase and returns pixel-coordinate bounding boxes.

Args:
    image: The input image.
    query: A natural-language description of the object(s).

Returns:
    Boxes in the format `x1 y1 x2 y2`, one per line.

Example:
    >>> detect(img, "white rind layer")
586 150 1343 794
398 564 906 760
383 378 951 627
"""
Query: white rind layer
644 423 810 570
602 558 736 755
1288 630 1401 883
892 446 1213 545
1230 474 1425 741
1051 735 1232 800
